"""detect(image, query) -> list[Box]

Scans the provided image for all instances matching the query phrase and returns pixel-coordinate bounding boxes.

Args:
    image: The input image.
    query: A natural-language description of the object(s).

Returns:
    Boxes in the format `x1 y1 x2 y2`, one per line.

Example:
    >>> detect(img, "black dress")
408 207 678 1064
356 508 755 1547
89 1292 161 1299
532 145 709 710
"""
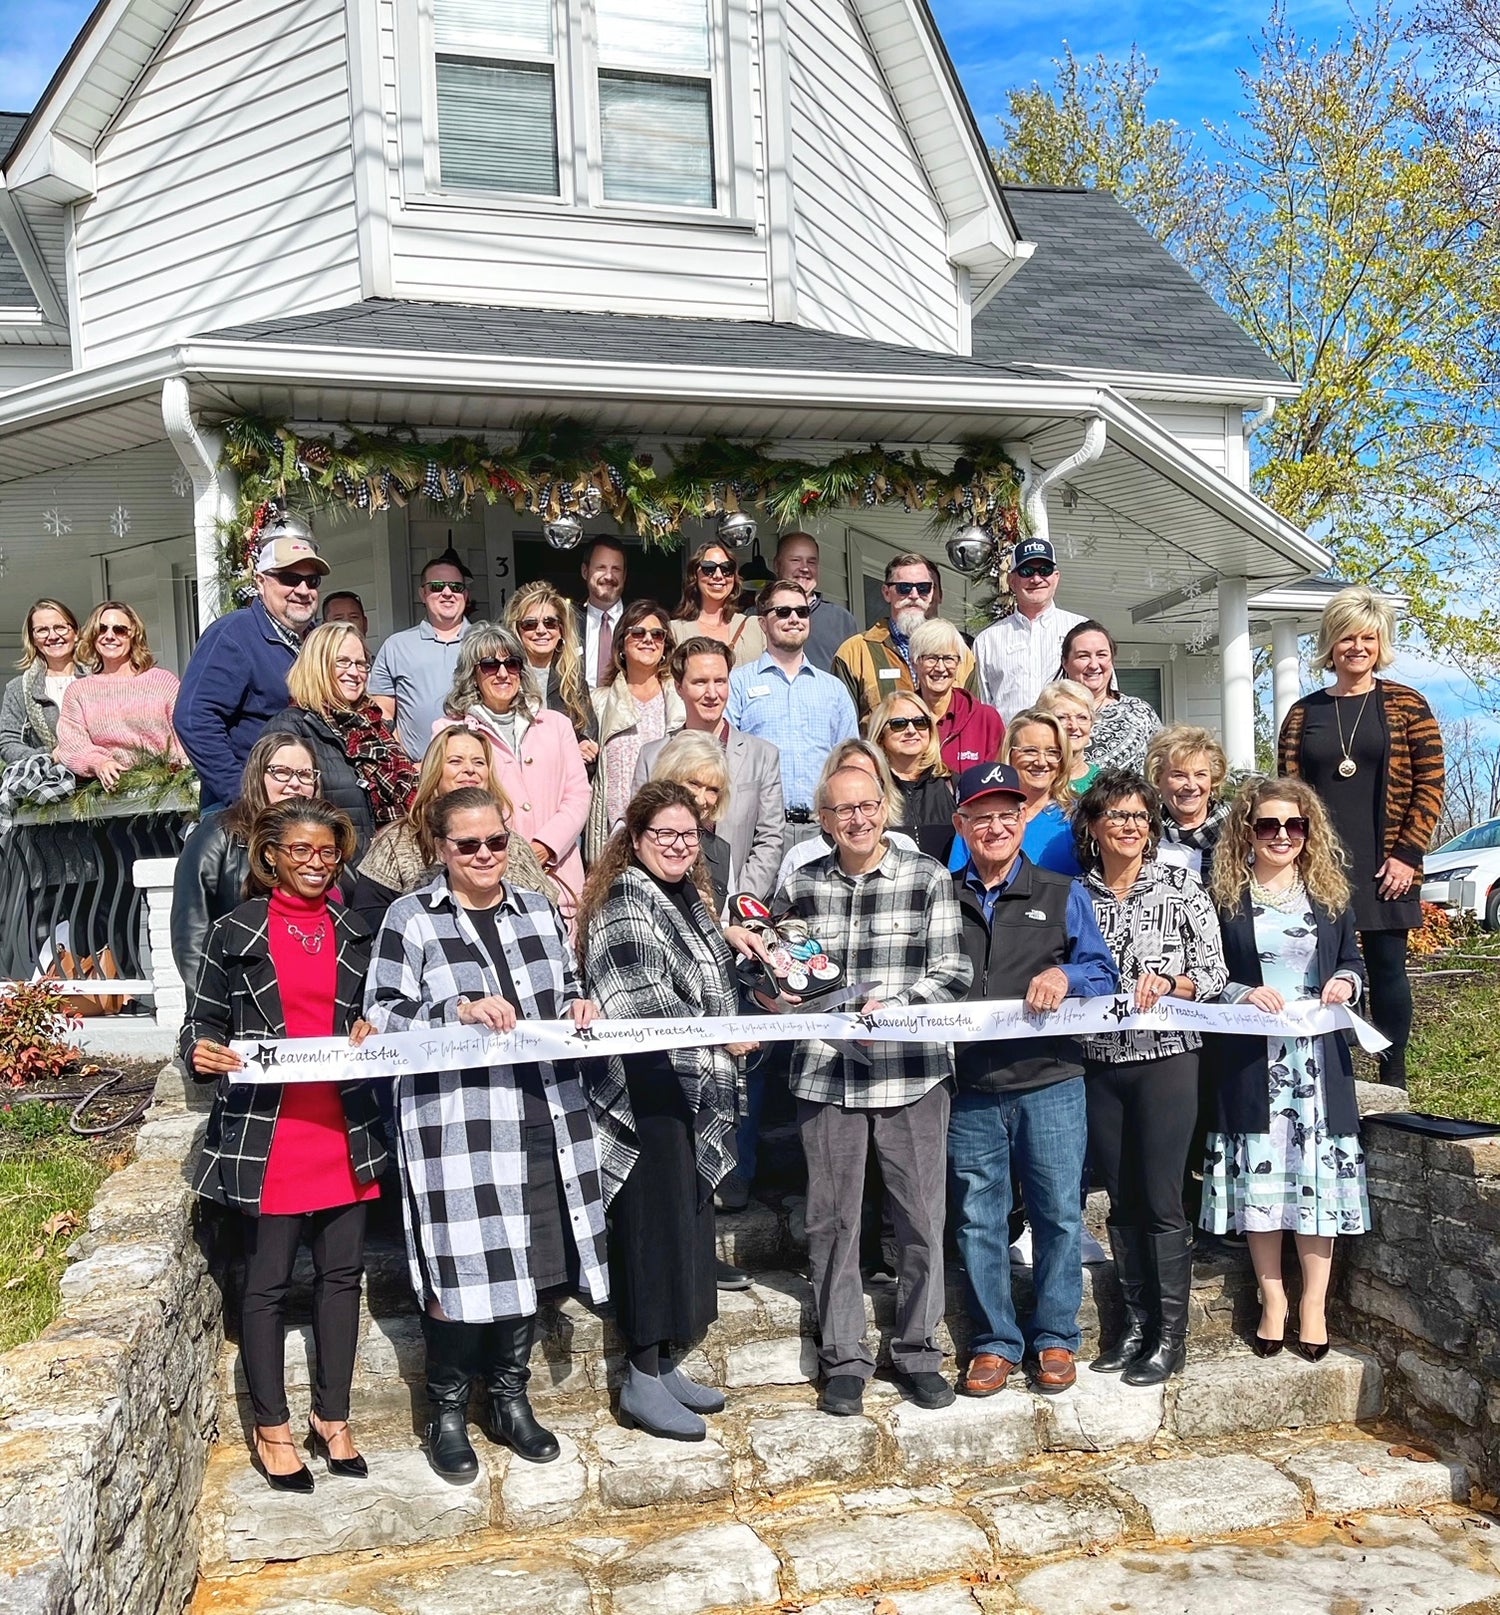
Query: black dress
605 872 718 1350
466 904 577 1292
1295 690 1421 933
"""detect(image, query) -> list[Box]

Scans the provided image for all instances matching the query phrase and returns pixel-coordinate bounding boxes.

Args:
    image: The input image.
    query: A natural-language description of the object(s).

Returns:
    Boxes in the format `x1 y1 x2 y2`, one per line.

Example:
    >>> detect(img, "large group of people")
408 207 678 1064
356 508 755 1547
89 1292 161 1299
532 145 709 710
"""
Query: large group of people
15 511 1445 1489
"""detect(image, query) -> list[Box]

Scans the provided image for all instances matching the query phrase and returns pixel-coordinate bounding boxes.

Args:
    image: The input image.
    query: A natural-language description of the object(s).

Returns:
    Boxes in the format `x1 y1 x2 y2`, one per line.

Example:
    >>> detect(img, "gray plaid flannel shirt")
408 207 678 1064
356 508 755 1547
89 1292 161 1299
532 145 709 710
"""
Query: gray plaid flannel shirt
775 841 971 1107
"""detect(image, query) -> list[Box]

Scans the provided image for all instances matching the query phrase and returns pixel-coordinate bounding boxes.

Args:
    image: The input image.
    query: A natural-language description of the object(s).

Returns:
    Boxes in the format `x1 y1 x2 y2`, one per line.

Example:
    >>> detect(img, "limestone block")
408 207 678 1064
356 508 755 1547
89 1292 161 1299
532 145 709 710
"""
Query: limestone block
982 1494 1126 1559
801 1589 987 1615
57 1242 175 1303
1038 1371 1165 1451
610 1521 781 1615
1168 1347 1381 1439
887 1389 1038 1477
754 1272 819 1332
592 1422 731 1509
219 1447 491 1562
749 1407 881 1491
498 1432 587 1528
715 1201 788 1269
130 1111 207 1164
324 1559 596 1615
357 1313 424 1382
1280 1438 1467 1513
1396 1349 1483 1425
724 1334 818 1387
1110 1453 1305 1538
780 1509 991 1597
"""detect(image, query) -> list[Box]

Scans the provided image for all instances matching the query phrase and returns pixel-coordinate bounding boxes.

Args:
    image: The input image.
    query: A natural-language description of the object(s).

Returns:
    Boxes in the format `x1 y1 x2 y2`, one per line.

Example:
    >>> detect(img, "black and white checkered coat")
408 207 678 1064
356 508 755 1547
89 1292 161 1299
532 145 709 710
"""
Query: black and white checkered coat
364 875 610 1323
179 898 388 1215
581 865 742 1208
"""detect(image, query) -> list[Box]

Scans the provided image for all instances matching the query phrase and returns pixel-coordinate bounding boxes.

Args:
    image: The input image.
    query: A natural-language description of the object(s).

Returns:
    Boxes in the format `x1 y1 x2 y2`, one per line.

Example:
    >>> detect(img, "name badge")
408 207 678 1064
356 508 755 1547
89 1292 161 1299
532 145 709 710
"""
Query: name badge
747 684 771 698
878 668 900 680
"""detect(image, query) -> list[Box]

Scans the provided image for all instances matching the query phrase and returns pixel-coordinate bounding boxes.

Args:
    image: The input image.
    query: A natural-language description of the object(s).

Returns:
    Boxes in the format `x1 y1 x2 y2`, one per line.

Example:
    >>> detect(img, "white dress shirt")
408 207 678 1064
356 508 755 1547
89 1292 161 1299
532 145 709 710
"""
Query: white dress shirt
974 603 1086 722
583 600 625 690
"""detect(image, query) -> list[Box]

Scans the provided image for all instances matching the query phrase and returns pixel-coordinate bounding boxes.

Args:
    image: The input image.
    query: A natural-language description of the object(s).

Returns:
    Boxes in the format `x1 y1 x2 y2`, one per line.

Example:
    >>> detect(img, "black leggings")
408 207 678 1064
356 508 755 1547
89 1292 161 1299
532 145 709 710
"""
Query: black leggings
1360 929 1412 1090
241 1202 368 1427
1084 1052 1199 1234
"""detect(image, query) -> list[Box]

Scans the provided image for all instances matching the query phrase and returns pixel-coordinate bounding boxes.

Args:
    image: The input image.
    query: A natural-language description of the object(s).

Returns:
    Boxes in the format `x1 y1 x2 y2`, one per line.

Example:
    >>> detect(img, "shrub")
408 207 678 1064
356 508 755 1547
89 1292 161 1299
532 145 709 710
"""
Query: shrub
0 983 80 1086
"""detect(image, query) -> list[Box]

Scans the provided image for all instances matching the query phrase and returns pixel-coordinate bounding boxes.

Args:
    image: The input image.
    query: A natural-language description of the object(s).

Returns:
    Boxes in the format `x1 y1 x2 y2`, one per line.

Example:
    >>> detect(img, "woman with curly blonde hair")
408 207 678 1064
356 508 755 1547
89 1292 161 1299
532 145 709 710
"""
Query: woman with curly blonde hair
999 707 1080 875
1202 775 1368 1363
504 582 599 765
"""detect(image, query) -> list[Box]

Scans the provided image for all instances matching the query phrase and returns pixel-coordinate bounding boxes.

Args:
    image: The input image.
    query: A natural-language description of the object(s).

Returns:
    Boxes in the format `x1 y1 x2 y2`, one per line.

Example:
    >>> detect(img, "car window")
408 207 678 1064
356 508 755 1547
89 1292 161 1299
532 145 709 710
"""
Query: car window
1436 820 1500 853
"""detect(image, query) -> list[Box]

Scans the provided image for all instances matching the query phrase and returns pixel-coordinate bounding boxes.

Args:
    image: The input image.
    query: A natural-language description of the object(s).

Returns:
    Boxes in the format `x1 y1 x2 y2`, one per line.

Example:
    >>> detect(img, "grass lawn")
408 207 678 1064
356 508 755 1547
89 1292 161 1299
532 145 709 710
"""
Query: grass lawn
0 1102 123 1352
1401 935 1500 1123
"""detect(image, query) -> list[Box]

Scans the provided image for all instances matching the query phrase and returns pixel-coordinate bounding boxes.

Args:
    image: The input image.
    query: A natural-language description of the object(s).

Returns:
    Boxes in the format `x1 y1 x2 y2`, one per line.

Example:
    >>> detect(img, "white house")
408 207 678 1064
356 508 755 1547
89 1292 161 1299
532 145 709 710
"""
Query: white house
0 0 1333 763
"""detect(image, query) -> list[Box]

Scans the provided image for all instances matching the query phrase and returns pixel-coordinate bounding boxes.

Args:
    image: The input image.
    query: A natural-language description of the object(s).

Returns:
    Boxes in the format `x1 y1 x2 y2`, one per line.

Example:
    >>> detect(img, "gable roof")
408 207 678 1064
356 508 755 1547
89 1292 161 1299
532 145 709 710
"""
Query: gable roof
978 186 1289 390
0 114 40 312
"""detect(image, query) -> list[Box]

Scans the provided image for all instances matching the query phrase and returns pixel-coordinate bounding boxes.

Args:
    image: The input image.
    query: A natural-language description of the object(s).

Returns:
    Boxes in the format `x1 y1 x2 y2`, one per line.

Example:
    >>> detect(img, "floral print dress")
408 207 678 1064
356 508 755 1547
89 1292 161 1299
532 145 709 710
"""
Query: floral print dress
1201 889 1370 1236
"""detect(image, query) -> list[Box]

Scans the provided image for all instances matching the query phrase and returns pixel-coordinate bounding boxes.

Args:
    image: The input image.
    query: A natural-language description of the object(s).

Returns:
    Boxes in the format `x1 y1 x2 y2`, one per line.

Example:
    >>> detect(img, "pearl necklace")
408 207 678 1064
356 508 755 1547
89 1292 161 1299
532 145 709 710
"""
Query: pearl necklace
1249 874 1306 914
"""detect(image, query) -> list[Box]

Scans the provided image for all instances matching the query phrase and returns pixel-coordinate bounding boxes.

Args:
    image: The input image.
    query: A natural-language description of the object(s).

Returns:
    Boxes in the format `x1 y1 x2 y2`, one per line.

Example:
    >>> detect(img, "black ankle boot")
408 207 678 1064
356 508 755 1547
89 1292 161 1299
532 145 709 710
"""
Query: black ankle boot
1092 1226 1150 1374
1124 1229 1193 1386
421 1314 482 1478
482 1315 559 1463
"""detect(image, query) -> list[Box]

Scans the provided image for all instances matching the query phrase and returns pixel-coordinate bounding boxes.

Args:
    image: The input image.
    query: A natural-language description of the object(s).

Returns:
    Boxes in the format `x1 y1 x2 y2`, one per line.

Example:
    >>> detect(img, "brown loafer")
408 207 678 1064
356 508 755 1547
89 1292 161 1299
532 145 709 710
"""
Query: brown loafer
1032 1348 1077 1394
961 1353 1018 1396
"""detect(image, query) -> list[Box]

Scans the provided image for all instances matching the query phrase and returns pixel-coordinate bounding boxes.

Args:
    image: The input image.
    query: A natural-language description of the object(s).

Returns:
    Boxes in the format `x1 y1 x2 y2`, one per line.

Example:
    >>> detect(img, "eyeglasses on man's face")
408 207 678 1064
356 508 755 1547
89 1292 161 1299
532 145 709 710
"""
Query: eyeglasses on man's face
264 764 321 786
425 579 467 595
825 799 882 823
445 832 511 856
640 825 700 848
269 569 323 591
1014 563 1057 580
766 604 811 620
890 580 934 598
960 807 1025 831
477 656 523 678
275 842 341 866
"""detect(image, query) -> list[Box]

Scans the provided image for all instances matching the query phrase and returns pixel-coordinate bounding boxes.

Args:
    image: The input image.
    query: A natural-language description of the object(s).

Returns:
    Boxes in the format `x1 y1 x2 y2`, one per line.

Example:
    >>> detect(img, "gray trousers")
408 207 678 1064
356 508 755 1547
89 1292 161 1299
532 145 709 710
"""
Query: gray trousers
797 1082 950 1381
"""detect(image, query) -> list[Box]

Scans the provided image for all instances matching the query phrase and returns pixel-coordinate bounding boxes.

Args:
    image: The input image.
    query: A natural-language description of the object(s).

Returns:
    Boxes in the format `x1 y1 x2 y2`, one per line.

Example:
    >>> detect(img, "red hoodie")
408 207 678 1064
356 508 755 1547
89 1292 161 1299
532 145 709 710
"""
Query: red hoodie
937 687 1005 774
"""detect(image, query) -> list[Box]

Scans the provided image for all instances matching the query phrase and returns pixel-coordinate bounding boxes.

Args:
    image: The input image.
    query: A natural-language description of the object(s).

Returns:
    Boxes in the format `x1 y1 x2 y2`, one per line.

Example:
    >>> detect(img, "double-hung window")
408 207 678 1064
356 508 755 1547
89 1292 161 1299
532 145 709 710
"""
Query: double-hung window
428 0 718 210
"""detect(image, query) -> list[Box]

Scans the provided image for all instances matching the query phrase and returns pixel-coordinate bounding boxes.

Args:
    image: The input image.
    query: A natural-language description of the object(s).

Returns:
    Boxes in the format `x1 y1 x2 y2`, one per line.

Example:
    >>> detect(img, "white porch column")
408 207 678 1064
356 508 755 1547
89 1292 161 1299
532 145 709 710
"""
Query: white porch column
1271 620 1302 746
1219 576 1254 771
162 377 238 629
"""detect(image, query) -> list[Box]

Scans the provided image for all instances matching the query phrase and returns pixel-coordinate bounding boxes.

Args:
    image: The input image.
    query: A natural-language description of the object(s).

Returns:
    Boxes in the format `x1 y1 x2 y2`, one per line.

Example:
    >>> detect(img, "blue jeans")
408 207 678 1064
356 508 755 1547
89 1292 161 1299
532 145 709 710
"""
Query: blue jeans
948 1077 1086 1362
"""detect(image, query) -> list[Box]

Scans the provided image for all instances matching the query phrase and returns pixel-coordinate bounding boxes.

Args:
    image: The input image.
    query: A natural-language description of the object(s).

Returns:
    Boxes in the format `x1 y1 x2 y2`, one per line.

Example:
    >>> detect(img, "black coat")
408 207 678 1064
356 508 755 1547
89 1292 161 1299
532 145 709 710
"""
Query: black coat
896 771 957 862
265 706 376 848
1208 889 1365 1137
170 810 250 996
180 896 386 1215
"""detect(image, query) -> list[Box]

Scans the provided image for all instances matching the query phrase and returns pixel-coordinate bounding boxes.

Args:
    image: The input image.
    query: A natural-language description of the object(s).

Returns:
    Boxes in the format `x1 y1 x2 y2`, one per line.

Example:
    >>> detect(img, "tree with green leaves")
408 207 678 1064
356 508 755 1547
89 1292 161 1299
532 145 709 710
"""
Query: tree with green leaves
994 5 1500 683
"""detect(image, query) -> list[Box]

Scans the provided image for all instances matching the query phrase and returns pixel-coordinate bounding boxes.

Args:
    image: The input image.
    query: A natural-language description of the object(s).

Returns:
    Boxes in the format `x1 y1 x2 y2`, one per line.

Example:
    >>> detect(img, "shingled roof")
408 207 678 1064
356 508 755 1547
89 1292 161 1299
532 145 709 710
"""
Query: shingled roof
0 113 38 312
978 186 1287 385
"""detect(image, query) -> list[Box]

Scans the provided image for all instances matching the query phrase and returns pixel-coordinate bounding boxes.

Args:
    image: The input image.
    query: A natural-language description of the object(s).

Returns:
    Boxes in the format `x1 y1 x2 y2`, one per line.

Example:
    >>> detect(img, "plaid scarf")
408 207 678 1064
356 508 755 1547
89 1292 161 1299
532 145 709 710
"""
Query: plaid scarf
324 701 418 825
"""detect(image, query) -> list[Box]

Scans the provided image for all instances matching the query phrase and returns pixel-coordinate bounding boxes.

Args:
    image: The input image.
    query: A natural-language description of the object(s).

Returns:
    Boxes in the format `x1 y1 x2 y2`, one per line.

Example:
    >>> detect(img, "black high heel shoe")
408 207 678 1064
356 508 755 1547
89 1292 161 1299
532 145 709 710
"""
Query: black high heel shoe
253 1431 314 1493
308 1419 369 1478
1295 1308 1330 1362
1252 1334 1284 1358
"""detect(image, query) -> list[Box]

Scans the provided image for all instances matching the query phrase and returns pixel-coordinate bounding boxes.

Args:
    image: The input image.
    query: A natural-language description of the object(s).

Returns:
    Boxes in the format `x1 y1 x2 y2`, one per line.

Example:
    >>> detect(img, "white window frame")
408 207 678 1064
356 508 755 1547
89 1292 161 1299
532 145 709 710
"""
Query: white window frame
398 0 756 225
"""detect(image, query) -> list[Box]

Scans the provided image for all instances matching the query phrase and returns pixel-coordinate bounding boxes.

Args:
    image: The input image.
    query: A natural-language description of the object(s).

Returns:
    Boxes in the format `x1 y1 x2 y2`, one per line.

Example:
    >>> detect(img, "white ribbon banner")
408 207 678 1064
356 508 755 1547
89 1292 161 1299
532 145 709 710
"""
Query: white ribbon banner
227 995 1387 1085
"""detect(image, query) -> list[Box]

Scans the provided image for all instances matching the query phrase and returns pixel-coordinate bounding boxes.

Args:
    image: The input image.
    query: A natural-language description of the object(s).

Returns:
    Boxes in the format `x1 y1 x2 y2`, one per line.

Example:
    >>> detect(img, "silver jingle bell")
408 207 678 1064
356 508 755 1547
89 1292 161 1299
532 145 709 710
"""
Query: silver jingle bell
577 484 604 519
718 510 758 550
543 515 584 550
945 525 995 575
260 502 316 544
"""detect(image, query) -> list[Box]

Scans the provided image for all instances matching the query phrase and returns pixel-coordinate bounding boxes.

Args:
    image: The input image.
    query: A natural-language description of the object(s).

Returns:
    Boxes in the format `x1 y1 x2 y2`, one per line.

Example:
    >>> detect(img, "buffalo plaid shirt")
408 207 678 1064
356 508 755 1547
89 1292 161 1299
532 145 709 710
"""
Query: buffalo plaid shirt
775 840 971 1107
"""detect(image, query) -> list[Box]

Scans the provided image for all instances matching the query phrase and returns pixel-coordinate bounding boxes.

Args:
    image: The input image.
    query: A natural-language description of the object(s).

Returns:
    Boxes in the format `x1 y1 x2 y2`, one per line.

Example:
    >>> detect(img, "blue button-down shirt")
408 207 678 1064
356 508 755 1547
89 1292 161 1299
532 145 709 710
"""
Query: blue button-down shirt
961 854 1119 998
728 652 858 812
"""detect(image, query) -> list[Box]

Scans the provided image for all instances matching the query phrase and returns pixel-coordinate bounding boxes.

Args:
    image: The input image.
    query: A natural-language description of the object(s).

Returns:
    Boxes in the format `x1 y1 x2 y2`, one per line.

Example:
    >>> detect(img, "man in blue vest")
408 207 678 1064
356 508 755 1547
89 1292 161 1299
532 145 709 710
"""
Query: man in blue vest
947 762 1118 1396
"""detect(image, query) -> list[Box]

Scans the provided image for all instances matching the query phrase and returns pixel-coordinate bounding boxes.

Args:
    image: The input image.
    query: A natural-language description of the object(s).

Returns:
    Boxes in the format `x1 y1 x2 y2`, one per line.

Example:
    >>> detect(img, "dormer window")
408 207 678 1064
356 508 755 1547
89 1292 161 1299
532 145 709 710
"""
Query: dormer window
425 0 718 210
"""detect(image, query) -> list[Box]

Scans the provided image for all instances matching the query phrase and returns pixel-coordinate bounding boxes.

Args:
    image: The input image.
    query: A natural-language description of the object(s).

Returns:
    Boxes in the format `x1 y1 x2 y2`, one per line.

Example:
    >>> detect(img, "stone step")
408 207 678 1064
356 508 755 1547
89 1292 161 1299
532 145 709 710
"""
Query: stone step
217 1255 1260 1418
191 1425 1480 1612
197 1342 1387 1572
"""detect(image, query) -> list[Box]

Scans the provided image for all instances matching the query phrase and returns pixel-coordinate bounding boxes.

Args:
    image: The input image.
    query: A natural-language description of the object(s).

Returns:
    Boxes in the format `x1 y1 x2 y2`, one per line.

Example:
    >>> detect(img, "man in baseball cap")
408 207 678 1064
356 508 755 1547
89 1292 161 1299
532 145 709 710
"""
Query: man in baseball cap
946 761 1118 1399
972 536 1085 723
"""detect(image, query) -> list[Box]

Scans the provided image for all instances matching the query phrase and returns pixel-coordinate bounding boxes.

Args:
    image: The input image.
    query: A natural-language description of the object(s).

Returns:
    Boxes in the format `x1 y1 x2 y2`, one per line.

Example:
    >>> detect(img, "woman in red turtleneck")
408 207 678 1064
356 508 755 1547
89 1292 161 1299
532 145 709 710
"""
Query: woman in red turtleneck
183 798 387 1495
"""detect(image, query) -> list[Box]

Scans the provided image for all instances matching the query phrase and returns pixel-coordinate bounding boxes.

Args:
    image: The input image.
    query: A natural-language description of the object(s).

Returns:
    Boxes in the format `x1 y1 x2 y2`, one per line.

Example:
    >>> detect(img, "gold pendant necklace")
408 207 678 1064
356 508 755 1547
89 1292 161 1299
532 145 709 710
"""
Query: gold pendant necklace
1333 687 1373 778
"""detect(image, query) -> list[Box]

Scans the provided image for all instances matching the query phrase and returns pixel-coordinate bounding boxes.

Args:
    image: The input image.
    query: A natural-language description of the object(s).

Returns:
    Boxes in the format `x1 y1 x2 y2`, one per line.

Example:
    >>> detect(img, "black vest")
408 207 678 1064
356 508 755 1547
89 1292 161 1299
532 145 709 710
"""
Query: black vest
953 857 1084 1093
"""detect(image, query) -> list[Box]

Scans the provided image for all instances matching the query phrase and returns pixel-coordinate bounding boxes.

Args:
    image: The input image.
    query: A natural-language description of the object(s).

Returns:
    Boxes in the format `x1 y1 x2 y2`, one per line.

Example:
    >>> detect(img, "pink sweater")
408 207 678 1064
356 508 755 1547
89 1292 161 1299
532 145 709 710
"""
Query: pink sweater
55 668 187 778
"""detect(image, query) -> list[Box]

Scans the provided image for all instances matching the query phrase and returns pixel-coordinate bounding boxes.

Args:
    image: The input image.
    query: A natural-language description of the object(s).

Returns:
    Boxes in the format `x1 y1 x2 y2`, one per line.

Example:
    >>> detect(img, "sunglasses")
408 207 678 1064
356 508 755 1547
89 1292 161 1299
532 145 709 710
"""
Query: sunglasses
270 570 323 589
767 604 811 620
891 580 934 597
477 656 524 677
518 615 562 633
1253 816 1309 841
1015 563 1057 579
96 624 134 639
445 832 511 856
625 626 668 643
885 715 932 733
697 561 737 578
425 579 468 595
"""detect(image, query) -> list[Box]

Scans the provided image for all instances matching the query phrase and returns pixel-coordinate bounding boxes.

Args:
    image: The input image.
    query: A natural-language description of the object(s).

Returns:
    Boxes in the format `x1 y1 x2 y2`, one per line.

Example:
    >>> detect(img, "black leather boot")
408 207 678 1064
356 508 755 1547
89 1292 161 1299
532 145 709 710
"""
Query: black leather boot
1091 1225 1150 1374
421 1313 482 1478
1124 1229 1193 1385
482 1315 560 1463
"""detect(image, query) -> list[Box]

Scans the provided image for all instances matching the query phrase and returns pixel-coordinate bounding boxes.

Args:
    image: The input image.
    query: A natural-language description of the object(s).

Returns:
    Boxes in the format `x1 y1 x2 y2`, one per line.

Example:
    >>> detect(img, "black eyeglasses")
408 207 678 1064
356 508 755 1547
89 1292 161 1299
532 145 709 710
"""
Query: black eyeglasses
640 826 700 848
270 570 323 590
697 561 737 578
767 604 811 620
1015 563 1057 579
477 656 524 677
425 579 467 595
891 580 934 598
885 715 932 733
518 615 561 632
1253 816 1309 841
445 832 511 856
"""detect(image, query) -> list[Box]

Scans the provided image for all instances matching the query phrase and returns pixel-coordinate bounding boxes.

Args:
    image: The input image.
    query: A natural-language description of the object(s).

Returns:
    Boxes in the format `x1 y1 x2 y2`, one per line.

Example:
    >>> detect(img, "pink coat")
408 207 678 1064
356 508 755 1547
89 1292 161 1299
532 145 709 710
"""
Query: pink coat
454 706 590 910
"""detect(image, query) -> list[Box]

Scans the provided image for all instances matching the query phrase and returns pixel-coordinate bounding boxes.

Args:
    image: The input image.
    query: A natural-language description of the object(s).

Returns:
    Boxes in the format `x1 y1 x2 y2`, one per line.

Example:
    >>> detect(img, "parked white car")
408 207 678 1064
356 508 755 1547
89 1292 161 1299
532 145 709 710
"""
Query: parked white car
1421 817 1500 927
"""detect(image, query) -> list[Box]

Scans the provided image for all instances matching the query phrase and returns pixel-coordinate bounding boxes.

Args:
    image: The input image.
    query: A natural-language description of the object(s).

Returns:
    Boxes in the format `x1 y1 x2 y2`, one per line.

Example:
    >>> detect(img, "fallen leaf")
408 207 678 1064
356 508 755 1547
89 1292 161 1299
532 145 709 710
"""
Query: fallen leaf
1409 1450 1437 1464
40 1210 79 1241
1388 1445 1415 1459
1470 1488 1499 1512
3 1276 24 1290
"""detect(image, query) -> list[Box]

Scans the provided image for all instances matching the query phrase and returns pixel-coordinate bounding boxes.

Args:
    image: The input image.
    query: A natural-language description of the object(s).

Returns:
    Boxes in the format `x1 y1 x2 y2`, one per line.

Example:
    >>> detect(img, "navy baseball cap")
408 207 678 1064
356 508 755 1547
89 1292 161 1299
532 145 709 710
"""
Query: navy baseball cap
955 762 1027 806
1011 537 1057 571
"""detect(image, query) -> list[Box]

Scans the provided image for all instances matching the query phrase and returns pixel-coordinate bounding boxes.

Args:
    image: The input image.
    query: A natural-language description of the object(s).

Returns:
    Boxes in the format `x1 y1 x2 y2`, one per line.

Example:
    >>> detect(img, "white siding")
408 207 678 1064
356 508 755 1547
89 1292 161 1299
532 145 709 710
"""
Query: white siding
73 0 364 366
1139 403 1235 480
0 343 72 393
785 0 960 352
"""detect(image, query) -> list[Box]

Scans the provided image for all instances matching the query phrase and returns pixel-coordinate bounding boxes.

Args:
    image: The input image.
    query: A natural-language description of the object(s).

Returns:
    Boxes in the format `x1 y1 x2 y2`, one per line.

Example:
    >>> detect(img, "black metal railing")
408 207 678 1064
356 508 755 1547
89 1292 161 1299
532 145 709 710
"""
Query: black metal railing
0 803 193 987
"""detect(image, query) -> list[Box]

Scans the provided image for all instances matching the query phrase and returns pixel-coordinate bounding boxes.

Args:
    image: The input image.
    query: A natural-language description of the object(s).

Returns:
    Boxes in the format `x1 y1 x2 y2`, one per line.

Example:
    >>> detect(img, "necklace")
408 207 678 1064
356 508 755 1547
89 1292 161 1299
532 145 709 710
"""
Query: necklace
284 918 327 954
1332 687 1374 777
1250 874 1306 913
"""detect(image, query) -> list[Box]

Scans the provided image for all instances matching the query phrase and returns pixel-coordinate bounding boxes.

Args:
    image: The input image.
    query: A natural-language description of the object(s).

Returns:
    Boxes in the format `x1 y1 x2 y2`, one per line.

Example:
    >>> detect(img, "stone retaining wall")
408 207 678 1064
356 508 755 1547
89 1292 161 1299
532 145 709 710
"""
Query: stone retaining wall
0 1063 220 1615
1335 1118 1500 1494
